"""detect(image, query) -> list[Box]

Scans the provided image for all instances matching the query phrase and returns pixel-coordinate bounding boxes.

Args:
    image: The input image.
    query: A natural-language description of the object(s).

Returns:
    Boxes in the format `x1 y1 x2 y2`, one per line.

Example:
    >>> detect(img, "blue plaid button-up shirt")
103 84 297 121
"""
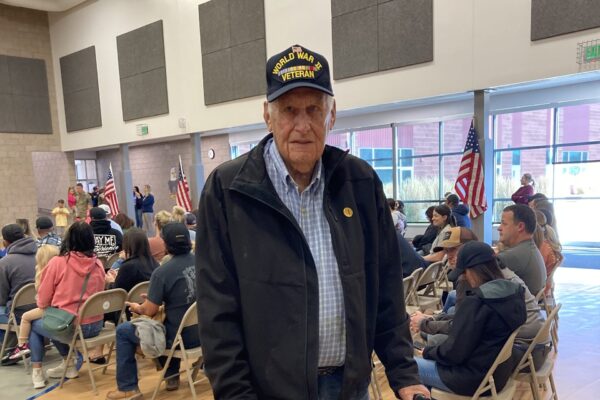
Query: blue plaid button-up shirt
36 232 62 248
264 139 346 367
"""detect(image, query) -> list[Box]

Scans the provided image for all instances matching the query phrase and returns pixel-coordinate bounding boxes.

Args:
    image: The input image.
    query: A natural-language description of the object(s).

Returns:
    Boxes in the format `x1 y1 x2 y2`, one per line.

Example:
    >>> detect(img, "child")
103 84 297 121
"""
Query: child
51 199 70 237
8 245 60 360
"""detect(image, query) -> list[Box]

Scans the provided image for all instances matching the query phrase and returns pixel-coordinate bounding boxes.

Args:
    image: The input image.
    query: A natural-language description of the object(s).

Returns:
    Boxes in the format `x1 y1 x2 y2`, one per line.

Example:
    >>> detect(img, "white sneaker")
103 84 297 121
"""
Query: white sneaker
32 368 46 389
46 359 79 379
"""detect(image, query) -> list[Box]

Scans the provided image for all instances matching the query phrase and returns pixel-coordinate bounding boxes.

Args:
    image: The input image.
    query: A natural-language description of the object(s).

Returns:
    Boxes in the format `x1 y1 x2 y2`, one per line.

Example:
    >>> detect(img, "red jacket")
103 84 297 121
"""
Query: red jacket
37 252 106 324
511 185 534 205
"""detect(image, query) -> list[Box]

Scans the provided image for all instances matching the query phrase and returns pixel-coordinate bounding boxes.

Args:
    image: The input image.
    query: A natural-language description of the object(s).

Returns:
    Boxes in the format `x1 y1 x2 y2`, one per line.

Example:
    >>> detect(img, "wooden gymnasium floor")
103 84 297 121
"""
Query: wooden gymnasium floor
31 267 600 399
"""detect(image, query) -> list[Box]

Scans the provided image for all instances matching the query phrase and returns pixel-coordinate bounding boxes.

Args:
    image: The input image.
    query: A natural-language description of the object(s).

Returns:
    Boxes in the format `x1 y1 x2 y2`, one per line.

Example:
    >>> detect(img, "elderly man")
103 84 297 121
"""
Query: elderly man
196 45 428 400
497 204 546 295
98 204 124 235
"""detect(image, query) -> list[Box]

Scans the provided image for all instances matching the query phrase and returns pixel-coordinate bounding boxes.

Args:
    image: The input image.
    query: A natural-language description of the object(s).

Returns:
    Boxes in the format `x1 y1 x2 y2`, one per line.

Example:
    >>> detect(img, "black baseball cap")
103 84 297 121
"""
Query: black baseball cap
161 222 191 255
2 224 25 243
90 207 107 220
448 241 496 281
266 44 333 102
35 216 54 230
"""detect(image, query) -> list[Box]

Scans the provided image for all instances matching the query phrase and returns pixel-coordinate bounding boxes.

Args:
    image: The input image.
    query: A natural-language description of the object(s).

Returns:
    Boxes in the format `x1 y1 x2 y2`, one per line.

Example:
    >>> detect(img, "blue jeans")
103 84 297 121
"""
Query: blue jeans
29 318 103 363
415 358 452 392
135 209 143 228
317 367 369 400
116 322 190 391
442 290 457 314
0 308 9 344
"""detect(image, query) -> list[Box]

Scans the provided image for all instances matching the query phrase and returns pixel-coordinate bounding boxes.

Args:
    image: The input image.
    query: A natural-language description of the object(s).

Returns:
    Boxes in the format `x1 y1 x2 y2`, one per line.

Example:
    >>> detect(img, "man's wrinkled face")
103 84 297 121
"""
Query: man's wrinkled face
263 88 336 177
444 244 463 268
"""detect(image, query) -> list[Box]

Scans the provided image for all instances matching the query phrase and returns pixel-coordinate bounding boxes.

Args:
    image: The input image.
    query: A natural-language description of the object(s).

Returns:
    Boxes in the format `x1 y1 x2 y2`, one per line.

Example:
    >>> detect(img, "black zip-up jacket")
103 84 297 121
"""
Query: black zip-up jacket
196 135 420 399
423 279 526 396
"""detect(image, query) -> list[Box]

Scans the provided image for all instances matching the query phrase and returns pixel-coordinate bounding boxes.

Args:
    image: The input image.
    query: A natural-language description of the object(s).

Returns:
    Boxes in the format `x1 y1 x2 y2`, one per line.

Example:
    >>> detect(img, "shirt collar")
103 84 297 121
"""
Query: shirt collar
266 138 323 194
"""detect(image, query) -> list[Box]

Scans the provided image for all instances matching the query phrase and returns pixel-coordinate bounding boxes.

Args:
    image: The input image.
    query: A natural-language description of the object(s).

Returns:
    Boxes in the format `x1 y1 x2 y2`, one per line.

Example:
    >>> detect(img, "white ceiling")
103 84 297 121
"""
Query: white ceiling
0 0 87 12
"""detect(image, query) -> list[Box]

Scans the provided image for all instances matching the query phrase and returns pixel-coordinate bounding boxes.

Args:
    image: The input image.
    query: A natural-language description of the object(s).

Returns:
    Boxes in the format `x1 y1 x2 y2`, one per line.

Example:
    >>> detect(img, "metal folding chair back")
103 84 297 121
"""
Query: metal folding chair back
126 281 150 305
151 302 205 400
513 304 561 400
0 283 36 368
431 327 521 400
58 288 127 394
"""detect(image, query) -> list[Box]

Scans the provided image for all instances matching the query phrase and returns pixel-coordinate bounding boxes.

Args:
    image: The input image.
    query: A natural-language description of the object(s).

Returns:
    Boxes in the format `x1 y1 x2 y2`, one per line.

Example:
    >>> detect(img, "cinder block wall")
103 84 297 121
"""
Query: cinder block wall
0 5 74 229
96 134 230 217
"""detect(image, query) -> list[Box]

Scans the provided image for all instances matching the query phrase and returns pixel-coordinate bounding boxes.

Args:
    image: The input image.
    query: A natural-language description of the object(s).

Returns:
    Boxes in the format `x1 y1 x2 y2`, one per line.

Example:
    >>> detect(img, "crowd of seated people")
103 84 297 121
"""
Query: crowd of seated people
0 204 198 396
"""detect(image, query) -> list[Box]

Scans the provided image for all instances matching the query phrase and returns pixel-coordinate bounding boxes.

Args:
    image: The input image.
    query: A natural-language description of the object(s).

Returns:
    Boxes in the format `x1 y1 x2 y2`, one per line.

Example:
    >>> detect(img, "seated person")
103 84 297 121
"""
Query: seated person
90 207 123 259
414 241 526 396
107 223 198 400
497 204 546 295
397 231 429 278
423 205 455 263
412 206 437 254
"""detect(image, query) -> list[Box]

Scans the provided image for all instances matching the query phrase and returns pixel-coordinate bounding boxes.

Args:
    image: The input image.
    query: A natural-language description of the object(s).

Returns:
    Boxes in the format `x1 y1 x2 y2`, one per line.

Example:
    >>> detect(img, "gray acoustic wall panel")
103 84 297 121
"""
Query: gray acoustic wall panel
117 20 169 121
198 0 266 105
60 46 102 132
531 0 600 41
331 0 433 80
0 54 52 134
378 0 433 71
331 0 377 18
332 6 379 80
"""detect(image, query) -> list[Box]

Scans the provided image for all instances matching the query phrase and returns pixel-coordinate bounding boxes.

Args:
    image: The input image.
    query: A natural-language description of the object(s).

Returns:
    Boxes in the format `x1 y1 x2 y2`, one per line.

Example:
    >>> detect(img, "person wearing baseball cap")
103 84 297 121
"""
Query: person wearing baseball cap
89 207 123 258
98 204 124 235
35 217 62 248
415 241 526 396
196 45 428 399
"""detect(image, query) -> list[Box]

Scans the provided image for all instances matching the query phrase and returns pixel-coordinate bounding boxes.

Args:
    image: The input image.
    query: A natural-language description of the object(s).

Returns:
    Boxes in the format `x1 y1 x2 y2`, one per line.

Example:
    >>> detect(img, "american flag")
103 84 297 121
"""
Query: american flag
176 156 192 212
104 163 120 215
454 121 487 218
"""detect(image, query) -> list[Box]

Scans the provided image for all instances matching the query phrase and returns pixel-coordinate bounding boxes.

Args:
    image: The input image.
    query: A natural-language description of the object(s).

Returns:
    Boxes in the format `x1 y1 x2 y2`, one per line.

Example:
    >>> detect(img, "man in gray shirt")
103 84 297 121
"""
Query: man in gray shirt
497 204 546 295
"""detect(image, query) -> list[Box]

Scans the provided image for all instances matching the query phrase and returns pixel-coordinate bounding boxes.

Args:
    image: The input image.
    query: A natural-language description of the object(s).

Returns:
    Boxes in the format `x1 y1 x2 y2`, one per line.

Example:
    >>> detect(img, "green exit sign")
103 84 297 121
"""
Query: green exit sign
585 44 600 62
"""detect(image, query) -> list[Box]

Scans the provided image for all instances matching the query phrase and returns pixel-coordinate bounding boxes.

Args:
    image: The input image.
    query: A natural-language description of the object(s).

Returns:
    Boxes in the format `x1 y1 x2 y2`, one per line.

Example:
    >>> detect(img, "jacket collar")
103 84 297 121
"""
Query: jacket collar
229 133 348 203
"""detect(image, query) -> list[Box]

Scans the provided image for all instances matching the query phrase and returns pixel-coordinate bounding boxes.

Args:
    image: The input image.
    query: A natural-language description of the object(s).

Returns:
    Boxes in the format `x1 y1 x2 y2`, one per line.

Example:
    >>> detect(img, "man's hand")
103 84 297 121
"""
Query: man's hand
397 384 430 400
410 311 432 333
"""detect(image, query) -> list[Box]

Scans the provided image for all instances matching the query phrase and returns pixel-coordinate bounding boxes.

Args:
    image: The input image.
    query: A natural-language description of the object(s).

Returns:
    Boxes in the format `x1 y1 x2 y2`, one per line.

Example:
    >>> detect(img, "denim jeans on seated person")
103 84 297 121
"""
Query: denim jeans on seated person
0 307 9 345
317 367 370 400
415 357 452 392
115 322 201 392
29 318 103 363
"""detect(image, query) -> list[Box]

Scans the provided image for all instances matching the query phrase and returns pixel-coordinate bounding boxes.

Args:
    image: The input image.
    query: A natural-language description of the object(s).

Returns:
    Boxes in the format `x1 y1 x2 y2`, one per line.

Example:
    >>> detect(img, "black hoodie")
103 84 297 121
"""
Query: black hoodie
90 219 123 258
423 279 526 395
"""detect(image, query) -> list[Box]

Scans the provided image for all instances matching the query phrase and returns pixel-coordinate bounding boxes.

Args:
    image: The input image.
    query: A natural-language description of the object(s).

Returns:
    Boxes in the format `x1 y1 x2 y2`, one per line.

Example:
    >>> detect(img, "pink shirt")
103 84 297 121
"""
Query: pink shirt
37 252 106 324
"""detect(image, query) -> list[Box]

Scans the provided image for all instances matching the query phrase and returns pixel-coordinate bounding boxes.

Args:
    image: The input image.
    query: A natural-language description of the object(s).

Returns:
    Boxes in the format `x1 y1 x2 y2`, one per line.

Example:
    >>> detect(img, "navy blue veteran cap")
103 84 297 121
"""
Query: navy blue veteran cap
266 44 333 102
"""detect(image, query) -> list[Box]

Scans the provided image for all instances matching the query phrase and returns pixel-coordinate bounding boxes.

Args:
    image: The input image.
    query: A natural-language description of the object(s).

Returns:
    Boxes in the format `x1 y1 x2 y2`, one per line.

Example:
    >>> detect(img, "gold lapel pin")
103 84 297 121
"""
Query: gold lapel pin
343 207 353 218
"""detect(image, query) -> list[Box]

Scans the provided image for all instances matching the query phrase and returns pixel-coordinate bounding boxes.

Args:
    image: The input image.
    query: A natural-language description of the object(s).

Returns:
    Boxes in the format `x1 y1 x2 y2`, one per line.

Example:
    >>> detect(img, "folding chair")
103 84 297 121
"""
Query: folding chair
151 302 205 400
431 327 521 400
121 281 150 323
513 304 561 400
406 268 423 307
415 262 444 311
435 262 453 293
536 290 559 352
105 253 122 270
0 283 36 370
59 288 127 394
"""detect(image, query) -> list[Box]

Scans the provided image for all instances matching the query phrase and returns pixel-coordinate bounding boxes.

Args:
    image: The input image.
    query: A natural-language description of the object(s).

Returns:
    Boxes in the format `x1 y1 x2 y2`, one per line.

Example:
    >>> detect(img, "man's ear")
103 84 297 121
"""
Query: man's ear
517 221 526 233
263 101 272 132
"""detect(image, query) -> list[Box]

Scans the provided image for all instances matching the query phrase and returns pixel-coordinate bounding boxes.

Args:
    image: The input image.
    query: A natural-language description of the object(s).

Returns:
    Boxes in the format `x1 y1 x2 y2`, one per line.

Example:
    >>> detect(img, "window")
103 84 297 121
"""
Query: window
493 101 600 246
230 142 258 158
75 159 98 192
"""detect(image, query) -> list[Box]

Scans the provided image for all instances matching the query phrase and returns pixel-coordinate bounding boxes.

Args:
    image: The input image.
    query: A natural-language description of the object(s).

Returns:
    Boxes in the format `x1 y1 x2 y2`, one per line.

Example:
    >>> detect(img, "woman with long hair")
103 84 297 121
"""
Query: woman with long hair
106 228 158 293
415 241 526 396
413 206 437 254
28 222 105 389
133 186 144 228
424 204 455 262
534 210 563 296
511 173 535 205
